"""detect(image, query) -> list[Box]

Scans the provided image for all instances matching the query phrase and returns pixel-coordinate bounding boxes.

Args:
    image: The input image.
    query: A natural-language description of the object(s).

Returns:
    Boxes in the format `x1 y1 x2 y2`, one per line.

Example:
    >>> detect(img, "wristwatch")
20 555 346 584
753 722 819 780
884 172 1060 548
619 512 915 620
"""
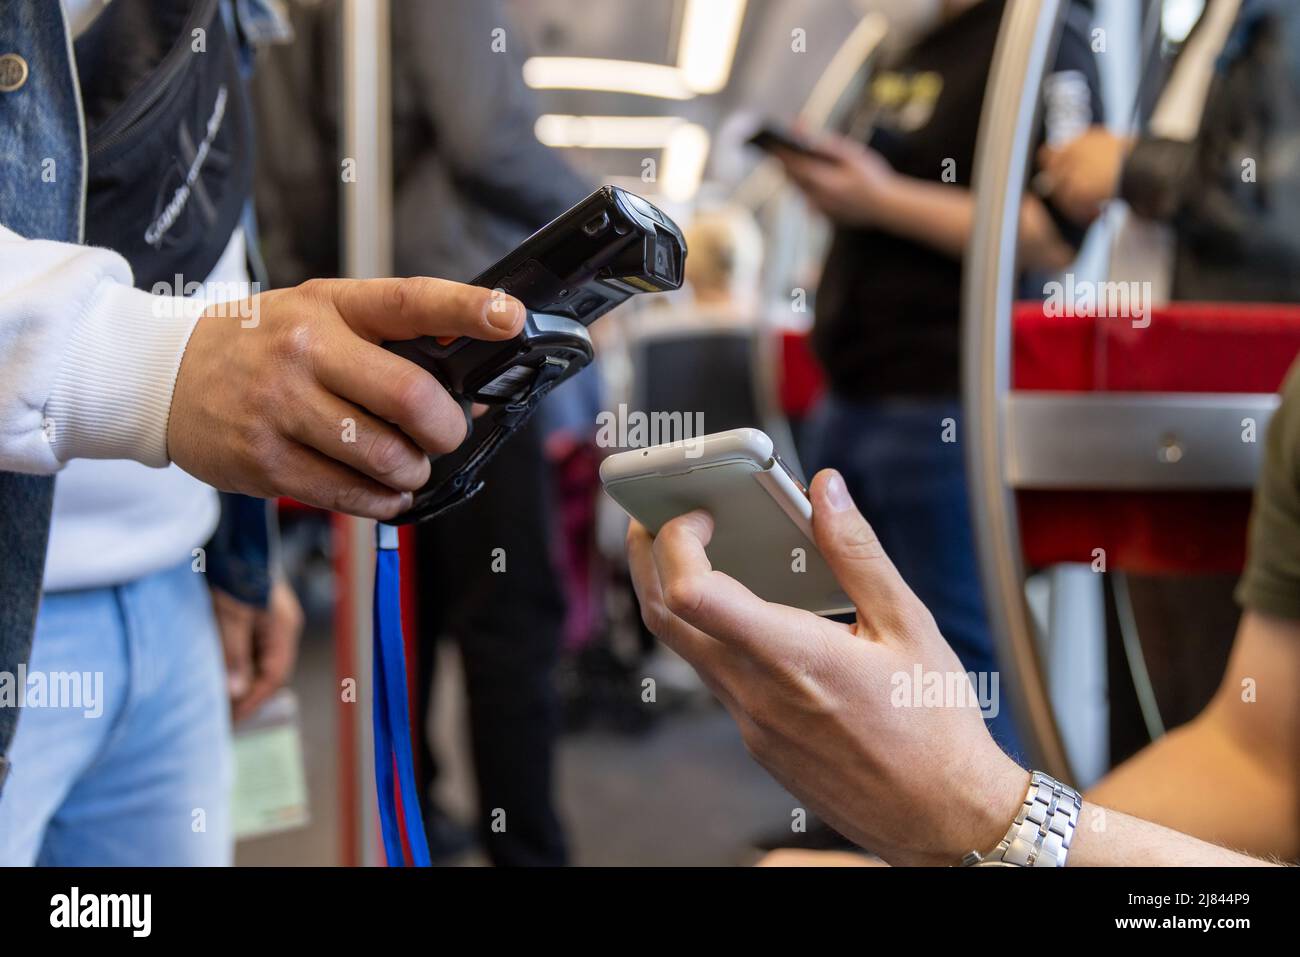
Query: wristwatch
962 771 1083 867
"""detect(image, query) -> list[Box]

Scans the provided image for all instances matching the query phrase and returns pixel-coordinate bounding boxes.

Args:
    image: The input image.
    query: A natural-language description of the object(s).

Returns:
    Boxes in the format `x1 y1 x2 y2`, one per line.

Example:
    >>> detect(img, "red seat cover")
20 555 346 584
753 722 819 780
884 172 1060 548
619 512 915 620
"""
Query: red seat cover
775 305 1300 574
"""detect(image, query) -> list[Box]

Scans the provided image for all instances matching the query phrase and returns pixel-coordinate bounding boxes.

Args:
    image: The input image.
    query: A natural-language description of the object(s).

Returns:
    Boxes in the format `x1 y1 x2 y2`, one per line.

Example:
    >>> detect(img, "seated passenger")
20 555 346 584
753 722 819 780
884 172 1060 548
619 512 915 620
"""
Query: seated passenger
677 204 765 330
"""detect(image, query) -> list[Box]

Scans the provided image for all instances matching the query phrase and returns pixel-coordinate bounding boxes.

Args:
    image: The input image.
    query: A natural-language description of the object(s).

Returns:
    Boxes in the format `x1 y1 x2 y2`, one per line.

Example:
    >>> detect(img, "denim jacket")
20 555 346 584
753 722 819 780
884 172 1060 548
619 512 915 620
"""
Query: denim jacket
0 0 290 795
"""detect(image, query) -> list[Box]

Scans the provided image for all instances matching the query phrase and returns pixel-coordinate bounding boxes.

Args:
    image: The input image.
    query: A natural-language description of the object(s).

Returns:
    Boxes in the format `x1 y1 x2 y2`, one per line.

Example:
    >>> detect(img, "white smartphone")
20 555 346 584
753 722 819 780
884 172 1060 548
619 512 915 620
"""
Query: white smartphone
600 428 853 616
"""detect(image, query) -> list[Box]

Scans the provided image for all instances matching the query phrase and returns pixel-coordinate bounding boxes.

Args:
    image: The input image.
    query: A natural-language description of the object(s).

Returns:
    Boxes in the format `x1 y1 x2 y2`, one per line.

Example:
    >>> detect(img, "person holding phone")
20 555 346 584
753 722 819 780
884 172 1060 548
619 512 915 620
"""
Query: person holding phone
624 357 1300 866
768 0 1104 753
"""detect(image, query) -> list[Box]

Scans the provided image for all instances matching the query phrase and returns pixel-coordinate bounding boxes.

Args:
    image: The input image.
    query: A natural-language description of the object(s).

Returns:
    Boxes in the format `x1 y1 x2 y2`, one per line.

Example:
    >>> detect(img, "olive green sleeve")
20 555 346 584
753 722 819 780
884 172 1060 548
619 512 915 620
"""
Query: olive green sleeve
1236 361 1300 620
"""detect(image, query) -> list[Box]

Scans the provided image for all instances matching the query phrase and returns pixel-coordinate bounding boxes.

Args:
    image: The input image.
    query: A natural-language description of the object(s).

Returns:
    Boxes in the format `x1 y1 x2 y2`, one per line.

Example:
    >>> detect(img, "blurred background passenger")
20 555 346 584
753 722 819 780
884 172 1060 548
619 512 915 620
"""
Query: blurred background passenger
1042 0 1300 303
1039 0 1300 758
768 0 1103 756
254 0 590 865
620 203 767 447
678 204 766 328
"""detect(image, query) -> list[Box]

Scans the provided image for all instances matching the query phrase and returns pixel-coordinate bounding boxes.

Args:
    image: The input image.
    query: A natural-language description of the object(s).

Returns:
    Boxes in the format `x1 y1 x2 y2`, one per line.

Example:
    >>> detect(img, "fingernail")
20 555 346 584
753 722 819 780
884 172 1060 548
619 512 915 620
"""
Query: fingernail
487 294 524 330
228 674 249 698
399 491 414 510
823 470 853 512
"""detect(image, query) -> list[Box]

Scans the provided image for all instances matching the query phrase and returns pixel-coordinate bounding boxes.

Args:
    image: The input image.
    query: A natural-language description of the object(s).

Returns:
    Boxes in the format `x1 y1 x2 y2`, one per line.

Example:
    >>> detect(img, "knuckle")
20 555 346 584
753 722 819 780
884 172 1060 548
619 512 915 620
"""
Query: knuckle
390 365 436 419
776 655 832 714
639 597 669 636
270 317 317 364
298 277 329 299
662 576 705 621
245 425 285 478
362 430 415 482
838 525 889 564
330 482 374 517
296 278 336 311
385 276 431 319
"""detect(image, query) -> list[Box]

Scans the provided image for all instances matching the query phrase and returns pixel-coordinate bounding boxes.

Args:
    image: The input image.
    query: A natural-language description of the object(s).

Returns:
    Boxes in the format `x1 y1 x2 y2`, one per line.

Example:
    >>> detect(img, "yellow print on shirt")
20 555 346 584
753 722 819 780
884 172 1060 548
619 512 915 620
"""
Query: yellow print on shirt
871 70 944 132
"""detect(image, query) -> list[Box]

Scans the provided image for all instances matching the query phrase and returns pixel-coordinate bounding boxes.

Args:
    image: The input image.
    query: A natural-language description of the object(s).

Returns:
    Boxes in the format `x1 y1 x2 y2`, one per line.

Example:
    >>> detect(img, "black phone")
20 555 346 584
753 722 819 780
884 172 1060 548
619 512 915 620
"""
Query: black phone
384 186 686 523
747 124 837 163
386 185 686 406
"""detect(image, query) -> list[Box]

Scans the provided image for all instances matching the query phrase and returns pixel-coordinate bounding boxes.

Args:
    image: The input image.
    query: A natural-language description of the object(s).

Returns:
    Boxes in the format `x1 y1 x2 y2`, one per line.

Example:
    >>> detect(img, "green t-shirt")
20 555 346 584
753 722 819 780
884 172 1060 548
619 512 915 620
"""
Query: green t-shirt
1236 360 1300 619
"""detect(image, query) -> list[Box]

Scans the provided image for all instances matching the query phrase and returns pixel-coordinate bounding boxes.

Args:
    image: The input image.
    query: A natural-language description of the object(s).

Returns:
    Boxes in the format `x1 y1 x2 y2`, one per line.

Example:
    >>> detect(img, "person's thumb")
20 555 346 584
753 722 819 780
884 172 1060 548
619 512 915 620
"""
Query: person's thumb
808 469 921 640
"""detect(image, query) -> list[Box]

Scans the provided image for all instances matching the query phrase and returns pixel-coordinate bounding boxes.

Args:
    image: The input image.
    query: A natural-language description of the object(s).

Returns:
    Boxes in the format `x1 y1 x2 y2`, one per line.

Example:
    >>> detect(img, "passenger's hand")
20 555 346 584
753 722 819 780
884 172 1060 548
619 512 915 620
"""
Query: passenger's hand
626 469 1028 866
1038 127 1133 226
212 579 304 724
774 134 896 227
169 278 525 520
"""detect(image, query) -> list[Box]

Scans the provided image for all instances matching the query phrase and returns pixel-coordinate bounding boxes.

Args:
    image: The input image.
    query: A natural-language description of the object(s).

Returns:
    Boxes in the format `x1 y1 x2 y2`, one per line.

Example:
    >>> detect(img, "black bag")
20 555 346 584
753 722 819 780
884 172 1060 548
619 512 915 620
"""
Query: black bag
1125 0 1300 302
75 0 254 291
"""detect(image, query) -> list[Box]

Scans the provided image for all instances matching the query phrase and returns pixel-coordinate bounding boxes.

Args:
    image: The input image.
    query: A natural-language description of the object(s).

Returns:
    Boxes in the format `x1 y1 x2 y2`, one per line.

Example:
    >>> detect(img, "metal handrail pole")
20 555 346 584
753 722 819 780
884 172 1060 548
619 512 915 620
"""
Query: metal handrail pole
961 0 1074 781
339 0 392 866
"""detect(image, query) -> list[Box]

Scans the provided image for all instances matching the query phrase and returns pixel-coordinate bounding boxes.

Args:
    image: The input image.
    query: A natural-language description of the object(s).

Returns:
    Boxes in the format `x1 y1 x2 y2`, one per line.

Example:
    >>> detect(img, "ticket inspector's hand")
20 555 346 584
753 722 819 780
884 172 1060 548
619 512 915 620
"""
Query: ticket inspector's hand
168 278 525 520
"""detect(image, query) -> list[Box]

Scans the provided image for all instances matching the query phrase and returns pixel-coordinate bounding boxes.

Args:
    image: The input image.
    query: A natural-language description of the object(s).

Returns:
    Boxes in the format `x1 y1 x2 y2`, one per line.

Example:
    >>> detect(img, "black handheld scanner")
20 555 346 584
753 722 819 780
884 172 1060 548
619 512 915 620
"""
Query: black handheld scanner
383 186 687 524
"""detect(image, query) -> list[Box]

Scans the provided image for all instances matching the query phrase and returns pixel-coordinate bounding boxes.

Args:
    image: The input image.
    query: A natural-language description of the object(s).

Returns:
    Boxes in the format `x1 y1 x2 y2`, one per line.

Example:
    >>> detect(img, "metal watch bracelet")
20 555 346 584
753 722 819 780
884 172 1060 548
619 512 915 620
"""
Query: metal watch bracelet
962 770 1083 867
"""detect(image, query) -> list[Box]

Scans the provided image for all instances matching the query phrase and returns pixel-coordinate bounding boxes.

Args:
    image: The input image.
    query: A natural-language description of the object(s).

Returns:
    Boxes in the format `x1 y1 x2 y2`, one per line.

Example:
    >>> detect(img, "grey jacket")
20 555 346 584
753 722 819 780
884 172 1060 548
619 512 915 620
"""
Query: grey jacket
253 0 590 286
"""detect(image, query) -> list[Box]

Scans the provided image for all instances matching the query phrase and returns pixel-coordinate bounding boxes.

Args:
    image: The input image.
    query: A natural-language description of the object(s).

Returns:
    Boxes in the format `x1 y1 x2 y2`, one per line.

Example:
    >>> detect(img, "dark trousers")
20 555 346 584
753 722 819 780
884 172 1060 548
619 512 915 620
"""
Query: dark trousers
414 416 568 866
803 394 1025 758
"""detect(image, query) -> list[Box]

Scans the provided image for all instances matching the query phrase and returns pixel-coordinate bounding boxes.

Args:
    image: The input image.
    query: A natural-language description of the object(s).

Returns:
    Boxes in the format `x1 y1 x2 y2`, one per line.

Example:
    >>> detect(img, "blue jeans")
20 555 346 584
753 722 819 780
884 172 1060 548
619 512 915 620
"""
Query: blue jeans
0 560 232 865
803 394 1024 757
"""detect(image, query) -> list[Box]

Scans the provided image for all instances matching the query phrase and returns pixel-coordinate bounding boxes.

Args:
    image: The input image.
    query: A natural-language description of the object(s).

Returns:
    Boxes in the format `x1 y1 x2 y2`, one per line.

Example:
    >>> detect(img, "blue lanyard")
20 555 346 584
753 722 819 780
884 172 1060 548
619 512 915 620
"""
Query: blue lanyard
366 354 574 865
372 523 430 867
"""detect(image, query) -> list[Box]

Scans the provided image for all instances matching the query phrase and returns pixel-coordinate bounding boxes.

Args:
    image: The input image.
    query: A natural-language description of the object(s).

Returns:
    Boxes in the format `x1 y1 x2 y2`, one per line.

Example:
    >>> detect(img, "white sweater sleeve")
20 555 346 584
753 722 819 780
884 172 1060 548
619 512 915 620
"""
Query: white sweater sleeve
0 223 205 475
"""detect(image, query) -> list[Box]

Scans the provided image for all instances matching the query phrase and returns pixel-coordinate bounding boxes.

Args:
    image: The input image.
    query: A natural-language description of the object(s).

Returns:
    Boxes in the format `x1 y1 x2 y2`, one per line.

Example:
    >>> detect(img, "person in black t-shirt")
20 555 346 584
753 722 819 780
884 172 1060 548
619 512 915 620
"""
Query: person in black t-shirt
768 0 1104 753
